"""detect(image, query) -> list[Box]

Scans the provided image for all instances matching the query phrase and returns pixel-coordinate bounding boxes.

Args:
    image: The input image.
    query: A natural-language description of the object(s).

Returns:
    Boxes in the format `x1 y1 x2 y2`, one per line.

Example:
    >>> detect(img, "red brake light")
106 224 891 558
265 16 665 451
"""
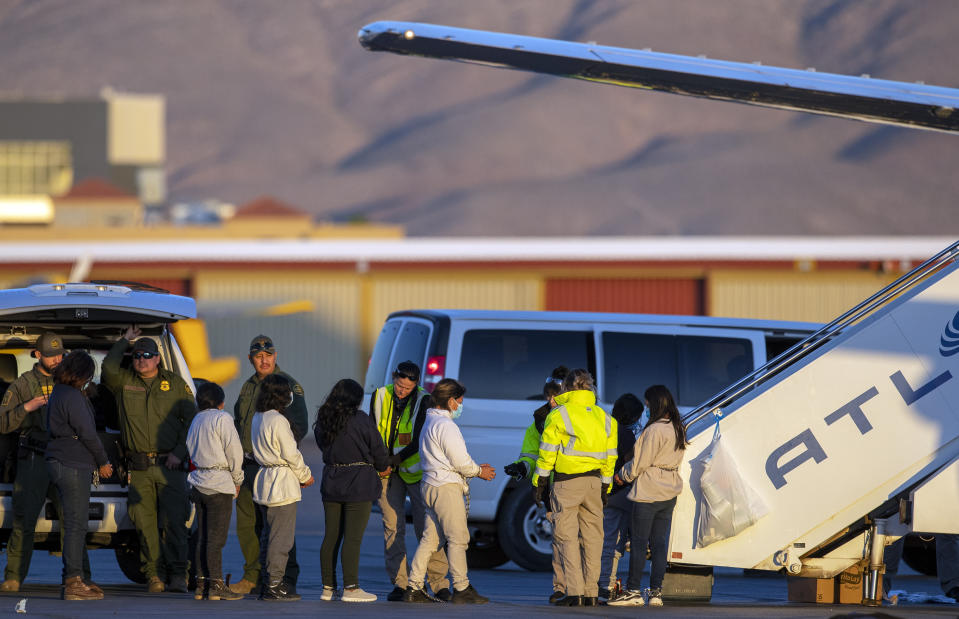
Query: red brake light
423 355 445 392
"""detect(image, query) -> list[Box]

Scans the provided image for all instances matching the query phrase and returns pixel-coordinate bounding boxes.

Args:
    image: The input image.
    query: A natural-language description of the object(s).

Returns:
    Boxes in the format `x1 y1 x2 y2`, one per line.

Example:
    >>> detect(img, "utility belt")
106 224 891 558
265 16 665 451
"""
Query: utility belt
552 468 602 483
17 434 48 458
127 451 170 471
331 461 372 468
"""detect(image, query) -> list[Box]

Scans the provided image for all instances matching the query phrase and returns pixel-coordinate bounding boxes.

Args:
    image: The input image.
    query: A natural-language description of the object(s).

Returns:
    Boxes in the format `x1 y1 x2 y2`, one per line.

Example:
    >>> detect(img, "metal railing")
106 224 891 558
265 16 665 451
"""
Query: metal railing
683 239 959 429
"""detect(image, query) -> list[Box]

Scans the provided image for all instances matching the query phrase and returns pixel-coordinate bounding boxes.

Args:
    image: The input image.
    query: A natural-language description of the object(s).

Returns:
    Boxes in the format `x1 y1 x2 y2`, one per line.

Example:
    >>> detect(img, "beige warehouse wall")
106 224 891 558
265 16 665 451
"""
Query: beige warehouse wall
193 270 362 420
107 94 165 164
367 271 542 353
708 270 898 323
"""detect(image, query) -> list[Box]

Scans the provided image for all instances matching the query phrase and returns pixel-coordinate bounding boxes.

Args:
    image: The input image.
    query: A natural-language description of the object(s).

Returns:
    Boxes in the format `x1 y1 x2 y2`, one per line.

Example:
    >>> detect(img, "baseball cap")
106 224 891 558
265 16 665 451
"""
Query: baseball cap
132 338 159 355
249 335 276 354
35 332 65 357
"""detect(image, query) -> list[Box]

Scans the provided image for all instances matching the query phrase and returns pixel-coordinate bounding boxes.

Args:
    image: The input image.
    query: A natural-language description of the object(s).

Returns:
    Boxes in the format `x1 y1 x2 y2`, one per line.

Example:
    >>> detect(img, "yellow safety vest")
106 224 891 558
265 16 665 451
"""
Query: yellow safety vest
372 385 425 483
535 389 618 484
514 422 541 481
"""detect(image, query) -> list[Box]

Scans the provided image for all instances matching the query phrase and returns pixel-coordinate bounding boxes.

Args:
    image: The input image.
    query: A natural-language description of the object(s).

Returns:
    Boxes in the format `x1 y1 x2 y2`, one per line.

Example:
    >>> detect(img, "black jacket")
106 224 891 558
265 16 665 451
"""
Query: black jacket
316 410 390 503
45 384 109 471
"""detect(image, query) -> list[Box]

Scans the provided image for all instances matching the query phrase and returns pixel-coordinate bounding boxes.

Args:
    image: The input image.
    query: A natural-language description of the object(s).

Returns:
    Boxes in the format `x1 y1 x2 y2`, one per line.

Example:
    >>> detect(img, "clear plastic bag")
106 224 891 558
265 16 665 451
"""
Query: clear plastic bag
696 425 768 548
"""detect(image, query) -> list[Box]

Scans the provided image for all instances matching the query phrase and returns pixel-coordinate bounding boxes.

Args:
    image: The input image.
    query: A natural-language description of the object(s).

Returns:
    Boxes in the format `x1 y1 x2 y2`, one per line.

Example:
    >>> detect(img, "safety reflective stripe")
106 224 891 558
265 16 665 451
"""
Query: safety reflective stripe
559 406 574 435
534 467 551 478
601 475 613 484
561 444 609 460
539 442 560 452
520 452 538 461
606 449 618 458
604 412 611 437
402 460 422 474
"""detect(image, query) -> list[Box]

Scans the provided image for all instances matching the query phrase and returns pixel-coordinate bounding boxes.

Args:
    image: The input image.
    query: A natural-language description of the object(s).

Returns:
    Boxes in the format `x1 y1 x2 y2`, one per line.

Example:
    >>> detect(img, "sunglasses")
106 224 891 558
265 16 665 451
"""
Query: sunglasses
545 376 564 385
394 371 419 382
132 351 157 360
250 341 275 353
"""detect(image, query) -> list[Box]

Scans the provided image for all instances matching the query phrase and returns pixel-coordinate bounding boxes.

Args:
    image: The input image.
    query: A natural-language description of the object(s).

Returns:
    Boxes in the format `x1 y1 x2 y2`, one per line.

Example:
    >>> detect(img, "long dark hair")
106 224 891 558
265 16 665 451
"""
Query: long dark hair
256 374 291 413
644 384 686 451
53 350 95 390
314 378 364 447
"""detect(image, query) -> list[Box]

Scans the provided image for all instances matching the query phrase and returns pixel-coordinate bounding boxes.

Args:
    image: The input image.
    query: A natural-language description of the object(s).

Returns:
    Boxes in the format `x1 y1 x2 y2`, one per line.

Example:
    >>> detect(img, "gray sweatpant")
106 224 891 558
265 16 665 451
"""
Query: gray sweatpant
258 502 297 585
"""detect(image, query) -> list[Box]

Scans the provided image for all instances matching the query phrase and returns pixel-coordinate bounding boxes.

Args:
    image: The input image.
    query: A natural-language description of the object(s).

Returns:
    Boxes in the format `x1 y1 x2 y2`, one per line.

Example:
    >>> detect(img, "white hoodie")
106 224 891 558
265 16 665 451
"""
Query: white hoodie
251 410 312 507
419 407 481 491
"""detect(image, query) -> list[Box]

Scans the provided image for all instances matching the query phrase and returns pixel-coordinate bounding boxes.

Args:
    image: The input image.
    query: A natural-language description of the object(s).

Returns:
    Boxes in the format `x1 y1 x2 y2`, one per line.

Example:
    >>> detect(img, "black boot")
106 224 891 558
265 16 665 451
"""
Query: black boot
451 584 488 604
549 590 565 604
583 596 599 606
387 586 406 601
259 579 301 602
555 594 584 606
208 579 243 601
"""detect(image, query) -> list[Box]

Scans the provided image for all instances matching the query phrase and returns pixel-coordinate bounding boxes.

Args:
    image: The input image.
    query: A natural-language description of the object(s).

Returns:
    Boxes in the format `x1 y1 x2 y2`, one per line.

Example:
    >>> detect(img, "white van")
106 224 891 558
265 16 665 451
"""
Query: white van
363 309 820 570
0 282 197 583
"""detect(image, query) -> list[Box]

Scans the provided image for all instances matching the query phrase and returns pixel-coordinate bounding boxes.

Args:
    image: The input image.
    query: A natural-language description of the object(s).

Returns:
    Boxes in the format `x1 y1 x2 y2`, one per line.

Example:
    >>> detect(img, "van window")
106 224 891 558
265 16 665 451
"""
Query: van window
602 333 677 403
459 330 593 400
678 336 753 407
365 321 401 392
392 322 431 374
601 332 753 407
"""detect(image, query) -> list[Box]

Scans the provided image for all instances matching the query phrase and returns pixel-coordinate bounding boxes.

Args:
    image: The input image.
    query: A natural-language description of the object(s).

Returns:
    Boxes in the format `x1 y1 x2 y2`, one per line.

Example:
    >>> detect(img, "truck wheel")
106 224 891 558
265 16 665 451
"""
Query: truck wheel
114 539 147 584
901 534 937 577
466 529 509 569
498 486 553 572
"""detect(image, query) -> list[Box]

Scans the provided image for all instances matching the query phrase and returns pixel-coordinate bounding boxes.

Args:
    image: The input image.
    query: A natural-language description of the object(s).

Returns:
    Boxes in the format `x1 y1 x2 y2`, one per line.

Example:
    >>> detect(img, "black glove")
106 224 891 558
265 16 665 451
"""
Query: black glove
534 476 550 507
601 483 610 507
389 454 403 469
503 461 528 481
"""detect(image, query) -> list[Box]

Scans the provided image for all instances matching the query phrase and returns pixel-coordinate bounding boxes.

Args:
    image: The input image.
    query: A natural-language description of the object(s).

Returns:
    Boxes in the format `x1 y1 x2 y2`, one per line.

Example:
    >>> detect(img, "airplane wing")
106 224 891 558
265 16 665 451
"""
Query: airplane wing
359 21 959 134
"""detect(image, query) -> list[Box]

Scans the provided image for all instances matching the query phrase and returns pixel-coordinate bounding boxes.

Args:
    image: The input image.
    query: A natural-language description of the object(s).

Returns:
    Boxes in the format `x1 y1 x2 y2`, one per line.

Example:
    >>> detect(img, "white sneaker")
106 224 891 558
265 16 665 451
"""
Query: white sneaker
607 589 645 606
320 586 336 601
647 587 663 607
341 586 377 602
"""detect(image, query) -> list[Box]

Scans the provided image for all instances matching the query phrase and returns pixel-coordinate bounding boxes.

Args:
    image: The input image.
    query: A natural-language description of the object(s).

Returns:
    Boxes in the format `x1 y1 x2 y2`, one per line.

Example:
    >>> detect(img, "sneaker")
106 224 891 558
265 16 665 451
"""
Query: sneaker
598 587 611 601
320 586 336 601
451 584 488 604
403 586 439 603
434 587 452 602
947 586 959 602
647 587 663 607
259 580 301 602
608 589 646 607
548 590 565 604
341 586 376 602
387 586 405 601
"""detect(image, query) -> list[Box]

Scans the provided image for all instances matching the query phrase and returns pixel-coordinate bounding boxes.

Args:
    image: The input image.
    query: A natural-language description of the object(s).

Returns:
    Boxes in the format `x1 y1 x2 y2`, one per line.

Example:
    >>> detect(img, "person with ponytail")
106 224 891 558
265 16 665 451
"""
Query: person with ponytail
314 378 391 602
608 384 686 608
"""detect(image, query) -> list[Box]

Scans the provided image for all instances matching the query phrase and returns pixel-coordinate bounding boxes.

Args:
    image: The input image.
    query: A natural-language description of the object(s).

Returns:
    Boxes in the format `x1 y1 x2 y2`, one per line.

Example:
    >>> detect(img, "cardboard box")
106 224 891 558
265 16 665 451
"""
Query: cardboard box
787 565 881 605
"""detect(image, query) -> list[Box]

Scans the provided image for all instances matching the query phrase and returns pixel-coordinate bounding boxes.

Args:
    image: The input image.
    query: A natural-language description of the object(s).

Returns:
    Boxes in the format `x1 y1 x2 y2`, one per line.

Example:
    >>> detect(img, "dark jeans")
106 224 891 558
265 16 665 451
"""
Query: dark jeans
320 500 372 588
46 459 92 581
190 488 234 581
627 497 676 592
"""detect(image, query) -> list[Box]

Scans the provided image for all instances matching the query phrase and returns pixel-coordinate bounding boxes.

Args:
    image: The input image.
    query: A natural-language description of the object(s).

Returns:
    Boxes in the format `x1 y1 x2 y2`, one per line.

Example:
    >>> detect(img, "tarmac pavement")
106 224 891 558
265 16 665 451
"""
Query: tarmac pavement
1 443 956 617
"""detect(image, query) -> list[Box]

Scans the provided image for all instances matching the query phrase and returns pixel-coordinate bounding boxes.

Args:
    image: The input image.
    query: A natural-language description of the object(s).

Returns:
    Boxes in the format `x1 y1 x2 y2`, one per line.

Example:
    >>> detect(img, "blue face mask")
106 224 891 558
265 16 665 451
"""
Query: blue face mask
451 401 464 419
629 406 650 437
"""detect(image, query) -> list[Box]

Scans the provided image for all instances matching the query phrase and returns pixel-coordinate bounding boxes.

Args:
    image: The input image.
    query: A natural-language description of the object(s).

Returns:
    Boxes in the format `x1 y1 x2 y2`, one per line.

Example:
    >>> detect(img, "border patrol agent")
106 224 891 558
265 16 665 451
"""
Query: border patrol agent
101 326 196 593
534 369 617 607
371 360 450 601
230 335 308 595
0 333 96 592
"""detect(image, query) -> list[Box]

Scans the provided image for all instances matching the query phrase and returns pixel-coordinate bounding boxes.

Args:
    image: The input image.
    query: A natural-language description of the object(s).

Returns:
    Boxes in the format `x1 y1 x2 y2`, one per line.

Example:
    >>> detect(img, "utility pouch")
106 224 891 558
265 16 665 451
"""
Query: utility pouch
127 452 152 471
397 432 412 447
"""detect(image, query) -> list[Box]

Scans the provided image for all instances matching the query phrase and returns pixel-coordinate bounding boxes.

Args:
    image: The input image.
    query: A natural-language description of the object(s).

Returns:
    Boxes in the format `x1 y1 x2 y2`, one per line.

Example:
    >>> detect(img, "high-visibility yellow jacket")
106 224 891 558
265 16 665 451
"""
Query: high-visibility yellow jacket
513 422 542 481
535 389 617 485
371 384 426 483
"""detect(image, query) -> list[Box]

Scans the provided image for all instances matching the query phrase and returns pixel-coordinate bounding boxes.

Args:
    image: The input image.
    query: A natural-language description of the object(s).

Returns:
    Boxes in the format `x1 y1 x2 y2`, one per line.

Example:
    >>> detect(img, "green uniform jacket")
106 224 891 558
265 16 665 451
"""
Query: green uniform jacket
233 367 307 453
0 364 55 442
101 338 197 461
